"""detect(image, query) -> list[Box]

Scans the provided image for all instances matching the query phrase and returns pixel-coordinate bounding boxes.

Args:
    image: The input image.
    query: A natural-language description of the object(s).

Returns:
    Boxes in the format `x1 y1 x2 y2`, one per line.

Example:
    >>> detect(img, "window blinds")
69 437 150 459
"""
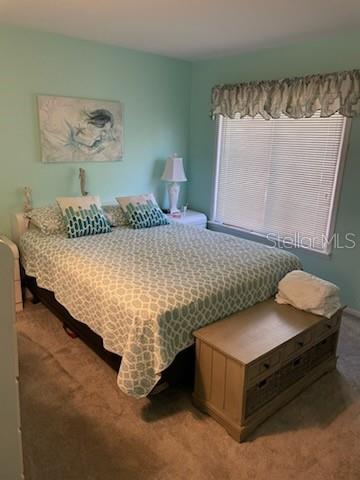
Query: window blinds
214 112 347 253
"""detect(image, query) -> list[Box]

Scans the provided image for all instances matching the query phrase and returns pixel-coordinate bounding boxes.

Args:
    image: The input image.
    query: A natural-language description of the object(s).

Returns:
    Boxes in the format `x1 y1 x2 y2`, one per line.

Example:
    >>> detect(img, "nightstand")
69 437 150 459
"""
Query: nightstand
167 210 207 229
0 236 23 312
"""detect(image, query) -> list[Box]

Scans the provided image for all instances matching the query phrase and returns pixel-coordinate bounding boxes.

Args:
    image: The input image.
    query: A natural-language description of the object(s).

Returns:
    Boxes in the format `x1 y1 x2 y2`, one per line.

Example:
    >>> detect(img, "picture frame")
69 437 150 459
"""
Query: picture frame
37 95 123 163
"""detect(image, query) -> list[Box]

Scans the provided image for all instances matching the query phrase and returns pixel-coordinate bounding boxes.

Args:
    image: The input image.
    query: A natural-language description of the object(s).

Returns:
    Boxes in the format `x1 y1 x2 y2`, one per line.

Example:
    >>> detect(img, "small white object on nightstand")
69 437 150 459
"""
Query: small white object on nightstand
0 236 23 313
167 210 207 229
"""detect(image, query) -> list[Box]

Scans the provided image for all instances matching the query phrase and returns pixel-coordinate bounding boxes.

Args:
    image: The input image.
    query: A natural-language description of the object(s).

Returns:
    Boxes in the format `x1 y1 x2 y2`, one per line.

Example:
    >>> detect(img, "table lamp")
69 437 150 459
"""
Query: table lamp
161 154 187 214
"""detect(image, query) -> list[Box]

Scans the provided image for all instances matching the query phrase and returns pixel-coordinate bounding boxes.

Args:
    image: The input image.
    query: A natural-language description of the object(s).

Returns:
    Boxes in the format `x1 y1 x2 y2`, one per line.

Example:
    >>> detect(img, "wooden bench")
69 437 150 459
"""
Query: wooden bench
193 299 342 442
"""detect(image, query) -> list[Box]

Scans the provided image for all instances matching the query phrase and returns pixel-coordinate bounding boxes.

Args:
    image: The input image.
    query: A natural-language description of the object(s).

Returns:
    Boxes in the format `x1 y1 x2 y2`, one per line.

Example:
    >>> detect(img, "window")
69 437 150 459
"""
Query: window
213 112 348 254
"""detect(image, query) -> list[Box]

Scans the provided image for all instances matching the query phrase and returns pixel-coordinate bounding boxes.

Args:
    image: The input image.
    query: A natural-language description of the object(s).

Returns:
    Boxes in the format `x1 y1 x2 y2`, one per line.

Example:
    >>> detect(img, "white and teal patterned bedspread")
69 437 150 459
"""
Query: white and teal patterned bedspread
20 225 301 398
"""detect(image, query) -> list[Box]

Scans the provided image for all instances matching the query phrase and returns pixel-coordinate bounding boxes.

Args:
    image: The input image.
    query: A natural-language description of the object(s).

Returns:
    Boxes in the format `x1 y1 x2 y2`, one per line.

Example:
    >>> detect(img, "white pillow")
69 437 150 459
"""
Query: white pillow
56 195 102 213
115 193 158 211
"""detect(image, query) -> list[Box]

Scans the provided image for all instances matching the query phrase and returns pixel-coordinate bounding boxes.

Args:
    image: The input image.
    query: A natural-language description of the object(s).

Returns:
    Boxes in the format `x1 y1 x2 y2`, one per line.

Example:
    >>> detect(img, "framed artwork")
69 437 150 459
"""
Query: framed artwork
37 95 123 163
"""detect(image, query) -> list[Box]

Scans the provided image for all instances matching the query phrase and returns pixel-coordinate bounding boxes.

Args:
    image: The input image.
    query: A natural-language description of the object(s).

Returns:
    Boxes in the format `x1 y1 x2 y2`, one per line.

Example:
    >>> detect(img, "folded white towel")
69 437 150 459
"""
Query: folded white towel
275 270 341 318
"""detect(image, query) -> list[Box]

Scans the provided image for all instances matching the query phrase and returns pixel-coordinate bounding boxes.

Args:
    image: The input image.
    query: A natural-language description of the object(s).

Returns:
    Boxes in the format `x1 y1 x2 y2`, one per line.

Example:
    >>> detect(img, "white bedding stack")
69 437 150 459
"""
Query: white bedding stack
275 270 342 318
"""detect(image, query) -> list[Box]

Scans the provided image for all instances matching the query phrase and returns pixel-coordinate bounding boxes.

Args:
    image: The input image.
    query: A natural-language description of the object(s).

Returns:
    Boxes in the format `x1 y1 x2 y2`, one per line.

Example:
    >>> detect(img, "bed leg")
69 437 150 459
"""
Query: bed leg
31 295 40 305
63 324 78 339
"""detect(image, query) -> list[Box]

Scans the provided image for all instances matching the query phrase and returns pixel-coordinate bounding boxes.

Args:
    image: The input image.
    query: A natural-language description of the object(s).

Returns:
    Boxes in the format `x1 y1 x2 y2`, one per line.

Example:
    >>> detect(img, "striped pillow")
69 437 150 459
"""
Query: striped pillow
63 204 111 238
126 201 169 229
57 196 111 238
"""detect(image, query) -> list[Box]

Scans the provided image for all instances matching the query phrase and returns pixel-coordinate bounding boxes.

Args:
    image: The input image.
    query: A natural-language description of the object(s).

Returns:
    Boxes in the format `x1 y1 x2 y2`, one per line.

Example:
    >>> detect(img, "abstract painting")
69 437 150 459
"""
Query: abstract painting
37 95 123 162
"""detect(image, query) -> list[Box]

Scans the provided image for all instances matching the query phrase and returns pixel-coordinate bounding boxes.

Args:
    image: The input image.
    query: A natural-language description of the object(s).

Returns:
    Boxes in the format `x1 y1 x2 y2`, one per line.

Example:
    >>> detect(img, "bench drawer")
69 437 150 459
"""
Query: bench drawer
245 371 280 418
247 349 281 382
312 314 341 341
283 330 312 361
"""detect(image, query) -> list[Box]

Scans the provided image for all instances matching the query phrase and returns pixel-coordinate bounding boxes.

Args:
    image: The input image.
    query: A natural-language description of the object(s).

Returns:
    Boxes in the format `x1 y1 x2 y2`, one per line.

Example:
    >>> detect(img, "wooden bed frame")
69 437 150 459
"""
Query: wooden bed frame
12 212 195 391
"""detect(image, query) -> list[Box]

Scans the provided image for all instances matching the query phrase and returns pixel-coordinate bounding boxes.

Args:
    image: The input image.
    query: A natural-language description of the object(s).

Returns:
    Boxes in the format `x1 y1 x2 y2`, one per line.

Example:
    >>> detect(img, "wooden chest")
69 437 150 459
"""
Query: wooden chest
193 299 342 442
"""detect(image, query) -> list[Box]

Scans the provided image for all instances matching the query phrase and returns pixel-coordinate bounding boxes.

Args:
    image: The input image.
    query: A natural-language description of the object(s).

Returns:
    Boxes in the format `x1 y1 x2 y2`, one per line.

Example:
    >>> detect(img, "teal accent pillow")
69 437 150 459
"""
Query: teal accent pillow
124 200 170 229
64 204 112 238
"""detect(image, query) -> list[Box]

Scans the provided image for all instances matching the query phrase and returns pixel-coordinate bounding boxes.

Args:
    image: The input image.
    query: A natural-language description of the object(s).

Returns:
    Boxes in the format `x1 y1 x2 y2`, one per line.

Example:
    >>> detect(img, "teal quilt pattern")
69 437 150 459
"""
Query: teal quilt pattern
20 224 302 398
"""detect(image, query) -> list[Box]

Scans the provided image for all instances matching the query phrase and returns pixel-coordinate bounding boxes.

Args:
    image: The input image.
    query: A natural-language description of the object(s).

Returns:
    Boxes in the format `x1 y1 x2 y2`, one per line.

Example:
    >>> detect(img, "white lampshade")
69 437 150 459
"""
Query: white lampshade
161 155 187 182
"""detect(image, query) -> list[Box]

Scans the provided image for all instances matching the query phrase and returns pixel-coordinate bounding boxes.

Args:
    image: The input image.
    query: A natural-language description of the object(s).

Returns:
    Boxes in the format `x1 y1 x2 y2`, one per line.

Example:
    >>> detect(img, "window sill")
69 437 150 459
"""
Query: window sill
207 221 332 258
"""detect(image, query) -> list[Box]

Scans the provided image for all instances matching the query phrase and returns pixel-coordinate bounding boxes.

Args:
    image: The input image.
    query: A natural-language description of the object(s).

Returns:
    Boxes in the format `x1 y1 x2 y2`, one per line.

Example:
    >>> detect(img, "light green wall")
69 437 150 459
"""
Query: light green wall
0 25 191 235
1 25 359 309
188 33 360 310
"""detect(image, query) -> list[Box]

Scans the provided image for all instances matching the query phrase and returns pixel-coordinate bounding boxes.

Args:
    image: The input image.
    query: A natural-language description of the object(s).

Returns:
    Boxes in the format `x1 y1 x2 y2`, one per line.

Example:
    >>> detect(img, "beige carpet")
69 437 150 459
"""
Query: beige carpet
17 302 360 480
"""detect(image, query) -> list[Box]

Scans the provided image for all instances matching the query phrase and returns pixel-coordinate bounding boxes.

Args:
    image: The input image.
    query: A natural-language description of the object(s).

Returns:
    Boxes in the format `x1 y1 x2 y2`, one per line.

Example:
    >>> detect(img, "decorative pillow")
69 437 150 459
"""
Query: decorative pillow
56 196 111 238
102 204 128 227
116 193 157 208
26 205 66 235
116 194 169 229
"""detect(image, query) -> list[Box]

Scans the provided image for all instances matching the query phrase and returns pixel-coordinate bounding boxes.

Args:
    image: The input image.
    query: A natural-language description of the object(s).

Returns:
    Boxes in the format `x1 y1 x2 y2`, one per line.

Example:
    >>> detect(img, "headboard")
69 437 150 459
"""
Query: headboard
11 169 125 246
11 212 30 247
12 169 89 246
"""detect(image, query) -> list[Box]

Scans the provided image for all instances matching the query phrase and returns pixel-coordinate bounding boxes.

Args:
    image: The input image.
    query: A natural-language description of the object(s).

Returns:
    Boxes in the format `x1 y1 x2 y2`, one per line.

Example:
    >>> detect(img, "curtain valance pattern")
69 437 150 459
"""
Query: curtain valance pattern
211 69 360 120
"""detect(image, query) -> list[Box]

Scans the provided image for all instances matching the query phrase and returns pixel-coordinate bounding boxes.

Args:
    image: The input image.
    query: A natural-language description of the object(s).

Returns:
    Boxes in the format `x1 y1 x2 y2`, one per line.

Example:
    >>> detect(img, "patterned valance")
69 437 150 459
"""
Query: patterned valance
211 69 360 120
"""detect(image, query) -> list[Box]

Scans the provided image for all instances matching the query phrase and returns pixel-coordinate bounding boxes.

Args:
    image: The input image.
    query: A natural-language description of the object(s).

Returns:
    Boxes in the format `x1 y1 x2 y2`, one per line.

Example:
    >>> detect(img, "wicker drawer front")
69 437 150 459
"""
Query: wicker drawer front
247 349 281 383
245 332 339 419
246 372 280 417
283 330 312 361
279 355 311 392
309 333 338 368
312 315 340 341
247 354 311 418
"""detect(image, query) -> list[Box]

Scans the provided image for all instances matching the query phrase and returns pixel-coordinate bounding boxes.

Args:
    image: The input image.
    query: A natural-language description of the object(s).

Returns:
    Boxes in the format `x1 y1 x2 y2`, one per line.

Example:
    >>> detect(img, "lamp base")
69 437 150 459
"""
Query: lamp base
168 182 180 214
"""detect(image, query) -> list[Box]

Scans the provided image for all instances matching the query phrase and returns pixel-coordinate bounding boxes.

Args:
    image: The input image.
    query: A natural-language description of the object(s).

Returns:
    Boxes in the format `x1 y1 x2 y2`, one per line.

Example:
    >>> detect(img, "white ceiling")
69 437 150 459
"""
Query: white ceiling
2 0 360 59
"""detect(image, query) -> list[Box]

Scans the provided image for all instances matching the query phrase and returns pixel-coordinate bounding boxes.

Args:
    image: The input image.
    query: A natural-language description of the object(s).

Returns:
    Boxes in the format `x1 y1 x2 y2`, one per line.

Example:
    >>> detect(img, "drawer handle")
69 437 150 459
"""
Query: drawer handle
326 323 332 329
258 379 267 389
293 358 301 367
263 362 270 369
297 341 304 347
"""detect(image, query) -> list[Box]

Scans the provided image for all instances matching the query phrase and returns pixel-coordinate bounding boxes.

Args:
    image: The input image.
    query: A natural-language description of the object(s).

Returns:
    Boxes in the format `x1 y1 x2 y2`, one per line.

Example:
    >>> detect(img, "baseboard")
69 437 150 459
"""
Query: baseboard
344 307 360 318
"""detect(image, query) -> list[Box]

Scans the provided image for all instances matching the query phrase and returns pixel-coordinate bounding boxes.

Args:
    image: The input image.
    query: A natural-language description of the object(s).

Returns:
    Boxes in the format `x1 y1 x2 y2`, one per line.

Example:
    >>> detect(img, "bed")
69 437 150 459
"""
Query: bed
18 220 301 398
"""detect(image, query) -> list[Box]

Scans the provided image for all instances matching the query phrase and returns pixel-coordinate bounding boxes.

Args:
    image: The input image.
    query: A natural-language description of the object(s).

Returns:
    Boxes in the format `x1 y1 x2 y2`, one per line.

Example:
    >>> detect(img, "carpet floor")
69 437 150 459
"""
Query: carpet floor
17 302 360 480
